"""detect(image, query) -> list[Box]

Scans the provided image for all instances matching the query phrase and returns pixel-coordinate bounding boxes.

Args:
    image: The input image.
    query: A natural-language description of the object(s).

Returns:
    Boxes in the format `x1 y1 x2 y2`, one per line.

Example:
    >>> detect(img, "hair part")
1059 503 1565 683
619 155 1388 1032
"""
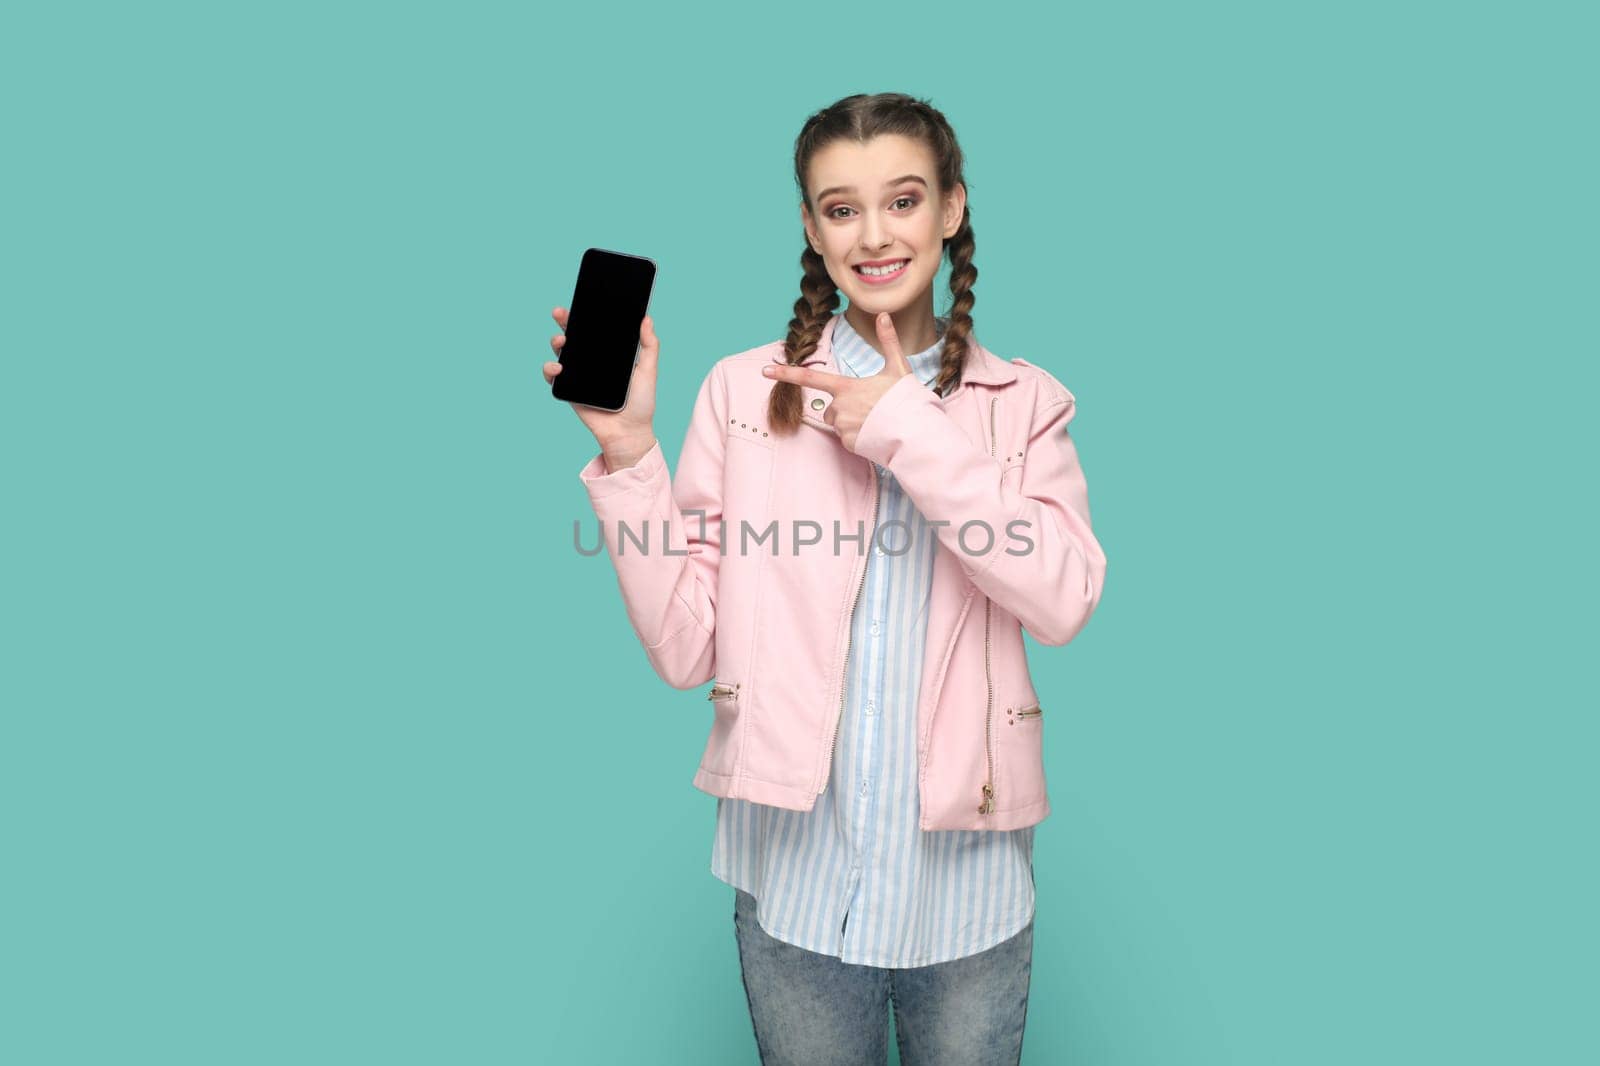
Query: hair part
767 92 978 435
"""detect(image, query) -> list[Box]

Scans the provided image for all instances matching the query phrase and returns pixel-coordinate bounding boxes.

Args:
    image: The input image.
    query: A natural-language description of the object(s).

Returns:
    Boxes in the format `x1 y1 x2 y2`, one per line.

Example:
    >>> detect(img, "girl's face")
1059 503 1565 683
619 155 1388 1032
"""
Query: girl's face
802 134 966 322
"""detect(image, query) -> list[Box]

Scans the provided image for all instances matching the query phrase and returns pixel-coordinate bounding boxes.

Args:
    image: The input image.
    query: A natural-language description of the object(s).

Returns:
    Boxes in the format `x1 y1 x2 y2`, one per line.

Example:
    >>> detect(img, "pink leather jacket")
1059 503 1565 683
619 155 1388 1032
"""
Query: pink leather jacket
577 313 1107 831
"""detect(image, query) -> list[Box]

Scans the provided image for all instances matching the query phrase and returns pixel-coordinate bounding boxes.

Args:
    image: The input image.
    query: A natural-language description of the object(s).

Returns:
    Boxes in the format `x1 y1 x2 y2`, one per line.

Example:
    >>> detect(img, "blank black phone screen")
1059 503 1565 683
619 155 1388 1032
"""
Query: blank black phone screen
551 247 657 412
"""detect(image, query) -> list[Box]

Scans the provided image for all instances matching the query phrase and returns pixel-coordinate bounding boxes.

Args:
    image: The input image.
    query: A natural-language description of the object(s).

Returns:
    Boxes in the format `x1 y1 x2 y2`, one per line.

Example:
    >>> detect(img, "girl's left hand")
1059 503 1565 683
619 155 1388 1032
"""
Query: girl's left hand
762 312 915 454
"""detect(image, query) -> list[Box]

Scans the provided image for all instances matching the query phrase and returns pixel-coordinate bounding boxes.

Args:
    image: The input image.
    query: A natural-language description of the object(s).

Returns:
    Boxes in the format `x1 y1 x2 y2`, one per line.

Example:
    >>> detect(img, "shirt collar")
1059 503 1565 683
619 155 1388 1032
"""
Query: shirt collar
831 312 949 385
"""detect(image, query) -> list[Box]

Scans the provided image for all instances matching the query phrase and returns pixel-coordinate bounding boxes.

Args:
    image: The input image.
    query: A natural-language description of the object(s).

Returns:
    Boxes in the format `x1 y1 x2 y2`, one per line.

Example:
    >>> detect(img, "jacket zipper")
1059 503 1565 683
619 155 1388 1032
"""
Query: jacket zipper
1014 703 1043 719
820 461 879 794
707 682 739 702
980 394 998 816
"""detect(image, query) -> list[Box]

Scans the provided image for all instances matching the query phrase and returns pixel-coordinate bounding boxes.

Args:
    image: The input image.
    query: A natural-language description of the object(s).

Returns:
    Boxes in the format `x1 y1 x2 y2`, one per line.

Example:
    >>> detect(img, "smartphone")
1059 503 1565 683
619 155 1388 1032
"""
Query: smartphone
550 247 657 412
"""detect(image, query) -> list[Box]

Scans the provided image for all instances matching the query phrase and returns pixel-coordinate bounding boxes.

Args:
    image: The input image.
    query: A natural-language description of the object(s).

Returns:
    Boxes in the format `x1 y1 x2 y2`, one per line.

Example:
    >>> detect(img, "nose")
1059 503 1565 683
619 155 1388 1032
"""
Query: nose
859 212 892 252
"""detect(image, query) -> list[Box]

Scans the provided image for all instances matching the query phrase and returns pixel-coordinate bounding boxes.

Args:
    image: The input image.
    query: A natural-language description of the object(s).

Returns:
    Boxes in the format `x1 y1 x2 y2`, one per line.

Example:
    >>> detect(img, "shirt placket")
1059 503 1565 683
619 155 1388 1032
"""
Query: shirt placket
832 321 943 951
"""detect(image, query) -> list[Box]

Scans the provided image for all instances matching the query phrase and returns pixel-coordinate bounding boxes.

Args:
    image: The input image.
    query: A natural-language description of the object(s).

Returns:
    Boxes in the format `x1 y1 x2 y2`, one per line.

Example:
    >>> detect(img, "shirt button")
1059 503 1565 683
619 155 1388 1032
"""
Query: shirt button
859 780 870 797
865 701 876 715
870 623 880 635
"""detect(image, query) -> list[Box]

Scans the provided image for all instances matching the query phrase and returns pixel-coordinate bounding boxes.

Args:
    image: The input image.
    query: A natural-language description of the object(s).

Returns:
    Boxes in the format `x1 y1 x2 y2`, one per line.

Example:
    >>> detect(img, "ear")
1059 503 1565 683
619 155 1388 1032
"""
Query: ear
943 181 967 239
801 201 821 253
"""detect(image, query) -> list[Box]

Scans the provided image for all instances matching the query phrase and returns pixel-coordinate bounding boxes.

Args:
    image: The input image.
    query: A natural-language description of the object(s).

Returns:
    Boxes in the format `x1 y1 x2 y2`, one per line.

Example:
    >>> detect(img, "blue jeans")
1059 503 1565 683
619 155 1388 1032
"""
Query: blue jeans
732 887 1033 1065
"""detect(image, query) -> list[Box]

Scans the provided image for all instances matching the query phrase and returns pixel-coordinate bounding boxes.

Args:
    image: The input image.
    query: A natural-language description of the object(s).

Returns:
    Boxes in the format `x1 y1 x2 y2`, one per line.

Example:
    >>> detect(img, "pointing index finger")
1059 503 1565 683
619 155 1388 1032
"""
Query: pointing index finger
765 363 849 393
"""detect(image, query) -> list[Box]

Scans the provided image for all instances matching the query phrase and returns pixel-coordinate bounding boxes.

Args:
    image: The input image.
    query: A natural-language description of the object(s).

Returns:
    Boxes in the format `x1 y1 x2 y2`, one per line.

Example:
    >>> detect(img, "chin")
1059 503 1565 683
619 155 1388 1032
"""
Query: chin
847 271 924 304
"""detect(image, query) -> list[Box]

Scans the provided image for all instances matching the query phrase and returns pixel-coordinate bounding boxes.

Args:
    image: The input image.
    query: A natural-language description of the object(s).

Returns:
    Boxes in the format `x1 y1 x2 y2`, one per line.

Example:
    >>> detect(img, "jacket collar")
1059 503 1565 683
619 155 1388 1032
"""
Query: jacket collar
793 313 1019 390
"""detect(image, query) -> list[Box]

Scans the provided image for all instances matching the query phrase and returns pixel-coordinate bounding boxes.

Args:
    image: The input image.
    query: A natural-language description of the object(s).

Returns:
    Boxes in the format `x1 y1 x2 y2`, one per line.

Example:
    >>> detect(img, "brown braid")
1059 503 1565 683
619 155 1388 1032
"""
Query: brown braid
766 245 840 432
767 92 979 433
931 206 977 399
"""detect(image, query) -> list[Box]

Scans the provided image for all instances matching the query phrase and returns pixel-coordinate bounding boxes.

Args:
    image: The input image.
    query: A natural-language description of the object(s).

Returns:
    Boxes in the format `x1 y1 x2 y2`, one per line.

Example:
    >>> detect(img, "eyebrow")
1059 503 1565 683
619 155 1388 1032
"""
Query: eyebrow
815 174 929 202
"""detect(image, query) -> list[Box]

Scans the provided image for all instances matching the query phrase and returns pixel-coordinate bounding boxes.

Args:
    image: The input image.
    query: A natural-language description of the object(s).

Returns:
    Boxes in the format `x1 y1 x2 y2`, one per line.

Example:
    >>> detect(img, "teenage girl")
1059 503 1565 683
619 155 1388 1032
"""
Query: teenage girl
545 92 1106 1065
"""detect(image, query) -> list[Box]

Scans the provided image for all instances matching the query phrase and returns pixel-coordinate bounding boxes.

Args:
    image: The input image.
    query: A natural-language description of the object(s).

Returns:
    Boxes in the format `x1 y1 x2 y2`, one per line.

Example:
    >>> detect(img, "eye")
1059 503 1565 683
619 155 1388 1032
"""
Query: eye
826 195 920 220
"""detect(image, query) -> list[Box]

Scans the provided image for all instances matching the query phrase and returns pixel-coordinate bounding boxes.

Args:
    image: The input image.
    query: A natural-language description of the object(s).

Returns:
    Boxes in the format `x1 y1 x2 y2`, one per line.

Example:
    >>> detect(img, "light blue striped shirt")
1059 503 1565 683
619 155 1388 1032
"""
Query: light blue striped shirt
712 311 1035 967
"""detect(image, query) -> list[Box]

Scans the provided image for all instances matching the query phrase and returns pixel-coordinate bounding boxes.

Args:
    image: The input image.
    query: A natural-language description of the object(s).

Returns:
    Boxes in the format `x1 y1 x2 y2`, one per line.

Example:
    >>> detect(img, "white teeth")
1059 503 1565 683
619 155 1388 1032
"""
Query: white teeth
856 259 908 276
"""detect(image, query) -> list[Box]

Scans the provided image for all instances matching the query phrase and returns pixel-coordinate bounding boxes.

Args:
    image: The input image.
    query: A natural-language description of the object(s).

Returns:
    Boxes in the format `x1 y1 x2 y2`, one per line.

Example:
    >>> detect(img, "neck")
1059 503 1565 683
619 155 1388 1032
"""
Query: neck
842 299 940 356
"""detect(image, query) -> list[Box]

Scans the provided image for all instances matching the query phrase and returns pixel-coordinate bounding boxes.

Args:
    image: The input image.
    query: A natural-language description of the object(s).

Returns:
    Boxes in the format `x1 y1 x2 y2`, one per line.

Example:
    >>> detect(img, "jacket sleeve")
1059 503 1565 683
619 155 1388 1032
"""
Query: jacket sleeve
575 361 726 688
852 366 1107 646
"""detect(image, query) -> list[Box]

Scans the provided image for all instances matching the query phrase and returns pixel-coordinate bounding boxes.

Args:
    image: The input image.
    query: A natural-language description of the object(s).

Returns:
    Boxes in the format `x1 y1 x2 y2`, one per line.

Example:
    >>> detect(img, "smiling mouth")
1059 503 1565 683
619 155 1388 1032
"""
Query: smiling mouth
853 258 910 279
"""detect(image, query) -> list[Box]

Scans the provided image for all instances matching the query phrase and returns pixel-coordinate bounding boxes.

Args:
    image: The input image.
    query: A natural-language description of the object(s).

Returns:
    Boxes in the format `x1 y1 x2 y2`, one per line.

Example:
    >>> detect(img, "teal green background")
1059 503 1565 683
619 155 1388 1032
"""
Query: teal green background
3 1 1593 1063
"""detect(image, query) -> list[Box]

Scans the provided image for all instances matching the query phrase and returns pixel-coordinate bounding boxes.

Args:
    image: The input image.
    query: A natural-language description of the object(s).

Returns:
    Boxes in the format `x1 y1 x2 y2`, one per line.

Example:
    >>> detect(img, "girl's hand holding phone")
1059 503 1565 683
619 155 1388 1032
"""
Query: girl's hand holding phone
763 311 914 454
545 306 659 471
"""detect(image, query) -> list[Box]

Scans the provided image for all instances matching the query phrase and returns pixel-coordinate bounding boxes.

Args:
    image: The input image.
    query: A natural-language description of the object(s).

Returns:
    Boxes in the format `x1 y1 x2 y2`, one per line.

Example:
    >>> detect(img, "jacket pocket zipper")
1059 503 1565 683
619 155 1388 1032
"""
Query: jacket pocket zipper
707 682 739 702
980 393 998 816
1014 704 1043 720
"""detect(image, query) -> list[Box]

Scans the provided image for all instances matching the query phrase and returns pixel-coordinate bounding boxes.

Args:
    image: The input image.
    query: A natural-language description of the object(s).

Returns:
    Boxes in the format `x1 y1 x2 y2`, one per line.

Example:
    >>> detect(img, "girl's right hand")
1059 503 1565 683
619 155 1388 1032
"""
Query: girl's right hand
544 307 659 459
